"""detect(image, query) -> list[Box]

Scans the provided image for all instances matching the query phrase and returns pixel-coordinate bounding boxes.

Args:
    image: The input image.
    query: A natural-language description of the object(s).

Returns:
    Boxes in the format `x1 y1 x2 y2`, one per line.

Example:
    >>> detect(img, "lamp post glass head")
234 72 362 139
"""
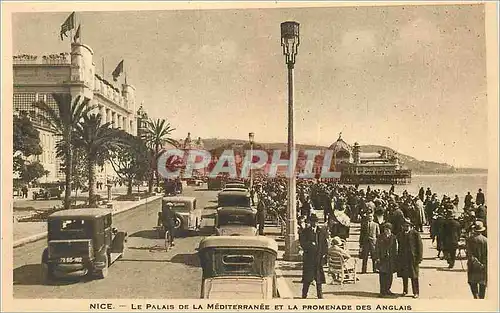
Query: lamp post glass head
281 21 300 65
249 132 255 145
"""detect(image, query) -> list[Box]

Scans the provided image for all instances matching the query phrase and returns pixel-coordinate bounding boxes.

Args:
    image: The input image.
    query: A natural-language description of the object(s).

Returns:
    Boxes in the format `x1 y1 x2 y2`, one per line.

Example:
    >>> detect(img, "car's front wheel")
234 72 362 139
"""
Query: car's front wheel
41 262 54 284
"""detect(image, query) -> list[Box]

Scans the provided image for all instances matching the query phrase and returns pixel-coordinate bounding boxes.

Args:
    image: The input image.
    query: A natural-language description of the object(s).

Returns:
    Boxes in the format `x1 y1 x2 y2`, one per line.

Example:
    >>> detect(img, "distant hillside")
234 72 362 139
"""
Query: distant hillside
201 138 487 174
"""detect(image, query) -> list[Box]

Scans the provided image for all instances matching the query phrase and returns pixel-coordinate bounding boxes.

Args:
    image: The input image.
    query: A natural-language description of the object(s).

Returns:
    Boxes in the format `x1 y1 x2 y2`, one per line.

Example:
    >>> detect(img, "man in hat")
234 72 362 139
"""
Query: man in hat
466 221 487 299
374 222 398 297
359 214 380 273
441 209 462 268
299 213 328 299
256 195 267 235
160 202 176 247
396 218 423 298
475 189 485 206
465 192 473 208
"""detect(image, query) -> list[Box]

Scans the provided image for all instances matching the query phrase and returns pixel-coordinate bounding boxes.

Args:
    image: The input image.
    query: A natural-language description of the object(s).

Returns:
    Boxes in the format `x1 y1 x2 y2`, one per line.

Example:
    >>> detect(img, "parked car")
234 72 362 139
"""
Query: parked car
41 208 127 282
197 236 279 299
157 196 202 236
33 183 63 200
186 178 204 186
215 207 258 236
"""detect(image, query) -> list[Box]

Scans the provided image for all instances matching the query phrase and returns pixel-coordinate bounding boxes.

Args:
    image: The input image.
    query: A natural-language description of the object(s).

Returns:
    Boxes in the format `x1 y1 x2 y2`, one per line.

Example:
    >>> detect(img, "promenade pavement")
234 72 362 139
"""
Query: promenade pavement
13 189 161 247
266 210 474 300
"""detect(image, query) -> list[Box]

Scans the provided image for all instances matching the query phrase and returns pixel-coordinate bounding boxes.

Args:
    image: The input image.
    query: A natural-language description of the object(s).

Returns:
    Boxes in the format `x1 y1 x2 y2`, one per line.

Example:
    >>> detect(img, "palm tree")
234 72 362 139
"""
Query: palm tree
74 113 124 207
142 118 178 192
35 94 93 209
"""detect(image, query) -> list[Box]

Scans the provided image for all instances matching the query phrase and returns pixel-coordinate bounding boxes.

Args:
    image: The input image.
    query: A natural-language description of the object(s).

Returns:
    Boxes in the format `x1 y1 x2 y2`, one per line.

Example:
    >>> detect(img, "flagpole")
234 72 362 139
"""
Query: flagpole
102 58 105 79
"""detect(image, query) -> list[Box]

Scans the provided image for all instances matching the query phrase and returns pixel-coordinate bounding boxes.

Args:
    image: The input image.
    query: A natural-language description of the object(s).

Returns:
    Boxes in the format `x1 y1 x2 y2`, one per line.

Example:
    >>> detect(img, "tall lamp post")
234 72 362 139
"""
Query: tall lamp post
281 21 300 261
249 132 255 189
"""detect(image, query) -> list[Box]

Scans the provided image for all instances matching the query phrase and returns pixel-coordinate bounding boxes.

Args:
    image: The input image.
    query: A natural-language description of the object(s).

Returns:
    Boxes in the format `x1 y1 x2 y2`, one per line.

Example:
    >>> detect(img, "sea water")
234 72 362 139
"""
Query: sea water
357 173 488 206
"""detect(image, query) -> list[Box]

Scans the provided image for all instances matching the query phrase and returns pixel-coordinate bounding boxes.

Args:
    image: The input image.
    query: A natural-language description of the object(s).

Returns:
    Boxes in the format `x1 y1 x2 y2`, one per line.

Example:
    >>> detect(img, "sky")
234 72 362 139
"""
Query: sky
11 4 489 168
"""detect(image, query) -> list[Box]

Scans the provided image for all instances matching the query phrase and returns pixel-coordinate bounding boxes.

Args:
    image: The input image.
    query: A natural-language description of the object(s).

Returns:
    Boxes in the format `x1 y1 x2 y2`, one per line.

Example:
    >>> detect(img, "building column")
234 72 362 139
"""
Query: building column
112 112 116 127
99 105 106 124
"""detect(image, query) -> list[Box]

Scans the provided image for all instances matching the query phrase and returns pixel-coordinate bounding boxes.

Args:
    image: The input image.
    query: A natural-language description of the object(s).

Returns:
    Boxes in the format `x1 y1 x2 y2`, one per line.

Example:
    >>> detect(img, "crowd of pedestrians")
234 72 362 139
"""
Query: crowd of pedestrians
252 177 488 300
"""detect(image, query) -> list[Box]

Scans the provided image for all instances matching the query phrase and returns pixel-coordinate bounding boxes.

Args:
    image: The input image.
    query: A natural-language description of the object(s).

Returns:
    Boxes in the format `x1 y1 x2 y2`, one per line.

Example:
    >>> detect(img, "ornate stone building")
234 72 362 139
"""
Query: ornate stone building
13 42 140 184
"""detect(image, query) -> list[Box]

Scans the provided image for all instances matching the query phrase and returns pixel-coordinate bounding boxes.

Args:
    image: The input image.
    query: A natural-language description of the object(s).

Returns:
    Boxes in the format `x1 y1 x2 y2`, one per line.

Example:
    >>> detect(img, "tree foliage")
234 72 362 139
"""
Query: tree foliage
109 131 152 195
34 94 94 209
13 113 43 173
19 161 49 184
73 113 125 206
141 118 178 191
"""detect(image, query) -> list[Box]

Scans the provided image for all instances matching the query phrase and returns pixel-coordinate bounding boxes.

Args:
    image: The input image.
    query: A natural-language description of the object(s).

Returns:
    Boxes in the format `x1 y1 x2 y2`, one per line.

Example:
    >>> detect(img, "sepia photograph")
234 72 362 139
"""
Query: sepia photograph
2 1 498 312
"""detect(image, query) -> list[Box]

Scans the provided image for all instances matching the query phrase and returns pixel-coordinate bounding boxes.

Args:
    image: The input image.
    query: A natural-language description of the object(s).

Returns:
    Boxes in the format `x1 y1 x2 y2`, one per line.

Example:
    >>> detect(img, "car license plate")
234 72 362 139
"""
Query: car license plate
59 257 83 263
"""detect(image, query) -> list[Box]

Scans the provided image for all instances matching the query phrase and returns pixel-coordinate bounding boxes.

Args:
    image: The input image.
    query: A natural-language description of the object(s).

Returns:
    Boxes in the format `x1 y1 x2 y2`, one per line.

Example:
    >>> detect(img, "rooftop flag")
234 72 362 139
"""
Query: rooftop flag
60 12 75 40
112 60 124 82
73 24 81 42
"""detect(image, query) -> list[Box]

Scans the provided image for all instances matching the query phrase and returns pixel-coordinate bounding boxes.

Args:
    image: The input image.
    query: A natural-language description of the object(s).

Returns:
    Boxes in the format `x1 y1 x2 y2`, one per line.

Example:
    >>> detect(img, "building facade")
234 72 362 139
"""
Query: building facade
13 42 139 184
327 134 411 184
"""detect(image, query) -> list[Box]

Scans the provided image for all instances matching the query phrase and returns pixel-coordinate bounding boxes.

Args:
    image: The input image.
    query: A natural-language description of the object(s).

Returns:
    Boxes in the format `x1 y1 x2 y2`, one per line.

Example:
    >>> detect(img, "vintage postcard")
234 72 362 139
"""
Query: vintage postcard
2 1 498 312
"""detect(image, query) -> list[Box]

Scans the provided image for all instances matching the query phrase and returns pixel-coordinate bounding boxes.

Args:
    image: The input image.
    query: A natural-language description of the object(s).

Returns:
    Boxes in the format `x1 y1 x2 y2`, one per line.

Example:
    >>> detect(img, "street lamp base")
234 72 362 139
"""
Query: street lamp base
283 235 301 262
283 251 302 262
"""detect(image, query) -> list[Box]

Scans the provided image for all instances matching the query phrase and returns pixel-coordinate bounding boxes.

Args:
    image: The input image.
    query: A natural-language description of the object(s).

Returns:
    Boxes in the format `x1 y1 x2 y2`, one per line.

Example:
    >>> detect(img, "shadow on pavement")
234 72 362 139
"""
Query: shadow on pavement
129 230 159 239
194 188 209 192
13 264 78 286
168 253 200 267
323 290 380 298
437 267 466 272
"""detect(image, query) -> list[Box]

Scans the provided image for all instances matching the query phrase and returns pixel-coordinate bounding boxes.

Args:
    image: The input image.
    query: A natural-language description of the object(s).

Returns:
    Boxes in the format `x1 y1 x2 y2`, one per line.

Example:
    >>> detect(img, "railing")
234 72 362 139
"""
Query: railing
13 53 70 65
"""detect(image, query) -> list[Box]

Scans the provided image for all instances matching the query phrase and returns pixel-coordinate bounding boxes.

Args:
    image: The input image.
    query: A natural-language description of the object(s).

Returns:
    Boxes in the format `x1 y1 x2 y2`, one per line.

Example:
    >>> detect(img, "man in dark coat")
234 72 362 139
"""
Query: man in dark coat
475 189 485 206
359 214 380 273
441 211 462 268
464 192 473 208
418 187 425 202
466 221 488 299
299 214 328 299
374 222 398 297
389 206 405 236
396 218 423 298
160 202 176 246
256 197 267 235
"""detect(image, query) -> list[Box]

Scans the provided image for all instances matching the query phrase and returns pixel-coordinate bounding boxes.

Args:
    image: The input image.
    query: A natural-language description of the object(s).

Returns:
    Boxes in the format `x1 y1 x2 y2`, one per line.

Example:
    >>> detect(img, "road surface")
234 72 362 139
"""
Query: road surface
13 186 219 299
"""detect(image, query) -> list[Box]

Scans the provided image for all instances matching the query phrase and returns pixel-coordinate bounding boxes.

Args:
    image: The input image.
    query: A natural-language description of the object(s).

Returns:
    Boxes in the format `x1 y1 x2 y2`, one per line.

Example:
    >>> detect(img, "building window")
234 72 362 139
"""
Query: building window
13 93 37 118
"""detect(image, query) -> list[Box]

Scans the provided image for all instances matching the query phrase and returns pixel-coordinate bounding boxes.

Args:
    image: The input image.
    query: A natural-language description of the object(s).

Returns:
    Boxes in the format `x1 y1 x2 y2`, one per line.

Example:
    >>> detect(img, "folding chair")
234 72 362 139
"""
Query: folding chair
328 252 357 285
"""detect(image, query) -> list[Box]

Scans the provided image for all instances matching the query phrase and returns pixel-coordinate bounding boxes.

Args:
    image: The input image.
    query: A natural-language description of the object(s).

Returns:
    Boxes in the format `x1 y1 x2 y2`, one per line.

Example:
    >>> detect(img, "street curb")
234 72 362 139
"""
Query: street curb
13 195 163 248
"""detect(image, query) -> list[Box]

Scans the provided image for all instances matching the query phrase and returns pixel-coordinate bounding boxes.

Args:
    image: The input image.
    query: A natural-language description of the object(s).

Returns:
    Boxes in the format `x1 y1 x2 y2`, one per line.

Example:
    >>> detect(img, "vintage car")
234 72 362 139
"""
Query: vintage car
41 209 127 282
156 196 202 237
164 178 183 196
186 178 204 186
33 183 63 200
224 182 247 190
215 207 258 236
197 236 279 299
217 190 252 208
207 177 225 190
